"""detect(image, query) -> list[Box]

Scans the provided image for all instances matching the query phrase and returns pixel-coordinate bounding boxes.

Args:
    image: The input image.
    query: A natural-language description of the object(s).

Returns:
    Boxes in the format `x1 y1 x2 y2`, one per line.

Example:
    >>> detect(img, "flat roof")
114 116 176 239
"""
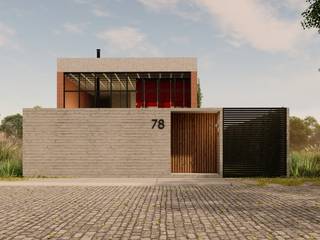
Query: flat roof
57 57 197 72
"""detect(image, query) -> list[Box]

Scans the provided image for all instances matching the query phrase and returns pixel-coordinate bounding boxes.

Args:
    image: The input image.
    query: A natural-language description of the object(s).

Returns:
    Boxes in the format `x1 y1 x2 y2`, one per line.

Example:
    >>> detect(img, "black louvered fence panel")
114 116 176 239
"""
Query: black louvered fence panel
223 108 287 177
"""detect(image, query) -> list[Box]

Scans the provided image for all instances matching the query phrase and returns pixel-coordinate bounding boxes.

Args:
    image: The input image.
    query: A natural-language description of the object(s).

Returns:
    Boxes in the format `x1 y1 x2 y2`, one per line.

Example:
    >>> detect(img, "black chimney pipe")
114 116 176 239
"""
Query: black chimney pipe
96 49 101 58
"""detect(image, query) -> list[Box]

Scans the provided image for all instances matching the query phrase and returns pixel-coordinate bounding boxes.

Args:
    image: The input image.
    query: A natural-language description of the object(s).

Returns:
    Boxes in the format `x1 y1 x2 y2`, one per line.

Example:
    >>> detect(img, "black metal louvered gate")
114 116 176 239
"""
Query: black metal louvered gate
223 108 287 177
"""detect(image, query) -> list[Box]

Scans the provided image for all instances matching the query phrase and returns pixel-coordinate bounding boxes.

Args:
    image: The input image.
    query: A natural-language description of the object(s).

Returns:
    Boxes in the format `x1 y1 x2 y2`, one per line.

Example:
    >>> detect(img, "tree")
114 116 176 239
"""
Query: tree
290 116 309 150
33 105 42 109
290 116 320 151
312 127 320 145
0 114 23 139
197 80 203 108
302 0 320 33
304 116 320 145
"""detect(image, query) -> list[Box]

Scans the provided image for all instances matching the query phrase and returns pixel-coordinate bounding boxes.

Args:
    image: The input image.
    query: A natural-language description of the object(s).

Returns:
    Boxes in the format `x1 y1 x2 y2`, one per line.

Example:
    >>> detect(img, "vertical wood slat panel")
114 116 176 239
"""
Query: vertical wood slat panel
213 114 216 171
207 113 210 172
171 112 217 173
187 113 190 172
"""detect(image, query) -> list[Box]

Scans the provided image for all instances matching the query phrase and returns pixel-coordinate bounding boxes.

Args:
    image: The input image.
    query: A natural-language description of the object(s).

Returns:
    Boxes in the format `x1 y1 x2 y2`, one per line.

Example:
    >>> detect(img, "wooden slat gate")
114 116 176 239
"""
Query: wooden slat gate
171 112 218 173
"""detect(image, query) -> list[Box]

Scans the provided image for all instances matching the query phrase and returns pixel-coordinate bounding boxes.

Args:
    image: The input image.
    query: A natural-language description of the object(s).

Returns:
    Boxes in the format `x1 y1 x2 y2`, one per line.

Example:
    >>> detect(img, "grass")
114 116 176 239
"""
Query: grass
254 177 320 186
250 150 320 186
290 150 320 177
0 139 22 177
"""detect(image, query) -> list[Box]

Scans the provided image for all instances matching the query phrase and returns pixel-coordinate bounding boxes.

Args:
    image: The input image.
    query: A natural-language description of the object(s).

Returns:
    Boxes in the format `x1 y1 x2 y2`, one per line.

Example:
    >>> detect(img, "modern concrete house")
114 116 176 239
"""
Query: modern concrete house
57 57 198 109
23 51 288 178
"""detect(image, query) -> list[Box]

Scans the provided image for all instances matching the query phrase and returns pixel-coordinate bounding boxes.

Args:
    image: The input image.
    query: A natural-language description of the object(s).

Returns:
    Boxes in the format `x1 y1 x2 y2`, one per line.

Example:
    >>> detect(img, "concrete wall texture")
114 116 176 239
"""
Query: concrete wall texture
57 58 197 72
23 109 171 177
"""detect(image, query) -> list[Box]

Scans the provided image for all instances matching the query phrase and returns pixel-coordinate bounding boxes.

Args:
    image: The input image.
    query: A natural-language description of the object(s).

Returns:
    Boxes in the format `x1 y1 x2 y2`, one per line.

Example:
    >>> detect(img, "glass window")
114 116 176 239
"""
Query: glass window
174 79 184 107
65 92 79 108
80 91 95 108
127 74 136 91
136 78 144 108
145 79 157 107
120 91 128 108
99 80 110 91
111 91 121 108
64 72 138 108
98 91 111 108
79 75 95 91
128 92 136 108
159 78 171 108
112 73 126 91
65 74 79 91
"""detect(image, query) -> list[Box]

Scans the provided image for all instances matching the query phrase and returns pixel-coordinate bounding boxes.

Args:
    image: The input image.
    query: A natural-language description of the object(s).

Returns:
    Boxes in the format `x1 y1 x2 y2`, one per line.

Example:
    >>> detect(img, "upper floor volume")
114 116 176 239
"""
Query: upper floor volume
57 51 198 108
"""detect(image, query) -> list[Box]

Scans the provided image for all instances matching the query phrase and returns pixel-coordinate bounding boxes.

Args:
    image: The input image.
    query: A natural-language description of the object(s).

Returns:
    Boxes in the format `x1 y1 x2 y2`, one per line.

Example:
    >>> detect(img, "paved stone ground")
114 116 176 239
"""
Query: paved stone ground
0 182 319 240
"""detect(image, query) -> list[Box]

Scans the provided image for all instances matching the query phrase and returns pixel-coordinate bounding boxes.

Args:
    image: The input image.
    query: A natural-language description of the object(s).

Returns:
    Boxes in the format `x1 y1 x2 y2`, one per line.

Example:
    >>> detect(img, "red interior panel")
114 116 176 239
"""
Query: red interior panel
136 77 191 108
159 79 171 108
145 79 157 107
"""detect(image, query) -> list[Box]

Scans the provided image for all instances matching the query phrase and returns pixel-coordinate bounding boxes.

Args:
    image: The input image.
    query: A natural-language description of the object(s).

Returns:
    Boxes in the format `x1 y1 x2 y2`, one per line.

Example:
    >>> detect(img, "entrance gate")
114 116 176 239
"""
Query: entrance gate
171 112 218 173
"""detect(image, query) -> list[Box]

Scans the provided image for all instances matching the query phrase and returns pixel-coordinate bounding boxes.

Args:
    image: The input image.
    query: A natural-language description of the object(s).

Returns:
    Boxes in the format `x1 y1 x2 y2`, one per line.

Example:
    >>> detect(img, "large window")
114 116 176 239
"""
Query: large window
64 73 136 108
64 72 190 108
135 72 191 108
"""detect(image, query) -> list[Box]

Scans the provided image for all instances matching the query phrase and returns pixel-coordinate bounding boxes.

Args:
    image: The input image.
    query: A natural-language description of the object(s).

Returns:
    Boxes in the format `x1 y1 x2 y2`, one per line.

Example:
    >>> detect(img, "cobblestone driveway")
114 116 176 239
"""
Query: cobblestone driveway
0 182 319 240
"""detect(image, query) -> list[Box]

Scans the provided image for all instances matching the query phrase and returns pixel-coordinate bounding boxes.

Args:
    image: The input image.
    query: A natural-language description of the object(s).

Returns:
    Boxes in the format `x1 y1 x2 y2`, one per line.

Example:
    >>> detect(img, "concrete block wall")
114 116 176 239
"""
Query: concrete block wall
57 58 197 72
23 108 171 177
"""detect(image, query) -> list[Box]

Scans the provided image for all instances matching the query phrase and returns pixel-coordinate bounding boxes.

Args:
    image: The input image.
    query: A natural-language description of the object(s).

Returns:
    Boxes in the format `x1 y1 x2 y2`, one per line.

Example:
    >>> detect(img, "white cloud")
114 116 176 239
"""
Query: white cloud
196 0 311 53
96 26 160 56
138 0 202 21
72 0 110 18
92 8 109 17
0 22 15 48
138 0 314 53
97 27 144 50
137 0 179 10
63 23 84 34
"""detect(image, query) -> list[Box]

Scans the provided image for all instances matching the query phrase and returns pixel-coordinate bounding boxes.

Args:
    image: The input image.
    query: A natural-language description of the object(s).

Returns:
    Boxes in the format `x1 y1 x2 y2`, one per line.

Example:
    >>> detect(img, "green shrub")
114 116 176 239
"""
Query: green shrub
0 139 22 177
0 159 22 177
290 151 320 177
0 140 20 161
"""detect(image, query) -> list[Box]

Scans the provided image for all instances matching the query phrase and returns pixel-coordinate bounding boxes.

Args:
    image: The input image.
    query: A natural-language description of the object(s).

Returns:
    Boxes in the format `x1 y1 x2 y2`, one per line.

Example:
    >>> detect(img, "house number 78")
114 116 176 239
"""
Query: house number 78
152 119 165 129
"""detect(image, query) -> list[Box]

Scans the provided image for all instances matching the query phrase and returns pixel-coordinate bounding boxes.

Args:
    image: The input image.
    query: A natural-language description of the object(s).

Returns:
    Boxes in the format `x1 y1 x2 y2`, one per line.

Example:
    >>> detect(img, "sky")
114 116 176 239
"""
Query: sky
0 0 319 120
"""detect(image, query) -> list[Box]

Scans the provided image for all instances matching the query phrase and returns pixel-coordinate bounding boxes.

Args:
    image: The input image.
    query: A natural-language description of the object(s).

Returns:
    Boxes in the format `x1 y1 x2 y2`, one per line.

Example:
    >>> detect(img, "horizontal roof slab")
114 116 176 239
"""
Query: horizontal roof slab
57 57 197 72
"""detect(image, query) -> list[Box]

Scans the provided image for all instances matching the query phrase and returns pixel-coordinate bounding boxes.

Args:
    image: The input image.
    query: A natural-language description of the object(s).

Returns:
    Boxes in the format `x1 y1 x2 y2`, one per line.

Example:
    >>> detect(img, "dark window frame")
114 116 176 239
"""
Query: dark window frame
63 72 191 108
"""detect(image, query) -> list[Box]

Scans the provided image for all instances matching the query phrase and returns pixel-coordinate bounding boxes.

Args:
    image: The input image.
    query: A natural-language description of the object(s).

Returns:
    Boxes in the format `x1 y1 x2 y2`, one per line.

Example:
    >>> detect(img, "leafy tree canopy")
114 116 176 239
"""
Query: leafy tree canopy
0 114 23 139
302 0 320 33
290 116 320 151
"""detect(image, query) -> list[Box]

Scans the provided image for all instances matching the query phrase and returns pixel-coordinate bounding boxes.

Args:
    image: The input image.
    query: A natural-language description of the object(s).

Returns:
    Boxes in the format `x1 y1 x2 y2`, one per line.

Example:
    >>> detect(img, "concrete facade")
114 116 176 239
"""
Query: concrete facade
57 57 197 72
23 108 171 177
23 108 222 178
